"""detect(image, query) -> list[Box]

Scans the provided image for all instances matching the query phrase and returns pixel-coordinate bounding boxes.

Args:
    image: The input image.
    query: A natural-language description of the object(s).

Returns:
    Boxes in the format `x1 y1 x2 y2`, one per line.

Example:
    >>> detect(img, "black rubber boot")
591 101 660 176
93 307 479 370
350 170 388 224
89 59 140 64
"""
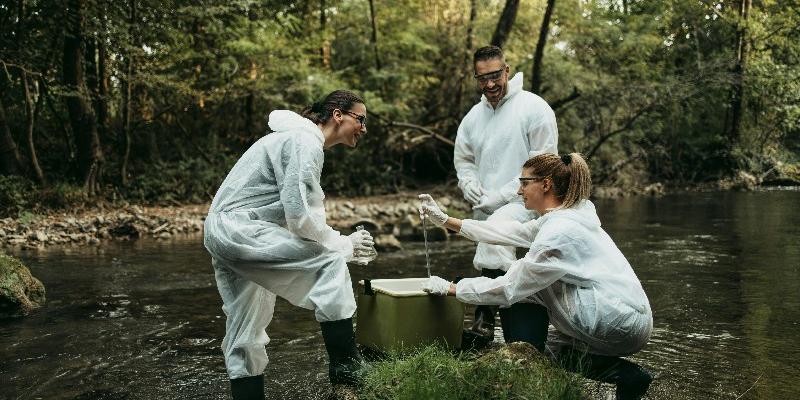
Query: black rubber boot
230 374 264 400
470 305 497 337
469 269 505 339
498 303 549 352
558 348 653 400
320 318 365 386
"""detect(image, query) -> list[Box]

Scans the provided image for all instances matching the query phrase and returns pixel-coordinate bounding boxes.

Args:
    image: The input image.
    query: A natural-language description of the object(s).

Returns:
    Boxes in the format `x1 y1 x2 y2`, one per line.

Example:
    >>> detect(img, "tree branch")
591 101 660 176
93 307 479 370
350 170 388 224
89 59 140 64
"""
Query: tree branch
551 86 581 111
386 121 455 147
585 102 656 160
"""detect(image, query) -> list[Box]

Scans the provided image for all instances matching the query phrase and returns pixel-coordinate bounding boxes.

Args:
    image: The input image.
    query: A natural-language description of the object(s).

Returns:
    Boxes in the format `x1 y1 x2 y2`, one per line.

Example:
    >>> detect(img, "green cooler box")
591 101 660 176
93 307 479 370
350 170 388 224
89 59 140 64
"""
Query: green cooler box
356 277 464 352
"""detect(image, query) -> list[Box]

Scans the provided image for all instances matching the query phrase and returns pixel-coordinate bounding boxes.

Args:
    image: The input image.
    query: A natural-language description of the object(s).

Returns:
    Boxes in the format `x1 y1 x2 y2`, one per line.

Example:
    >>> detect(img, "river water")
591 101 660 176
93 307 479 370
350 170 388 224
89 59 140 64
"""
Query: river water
1 190 798 399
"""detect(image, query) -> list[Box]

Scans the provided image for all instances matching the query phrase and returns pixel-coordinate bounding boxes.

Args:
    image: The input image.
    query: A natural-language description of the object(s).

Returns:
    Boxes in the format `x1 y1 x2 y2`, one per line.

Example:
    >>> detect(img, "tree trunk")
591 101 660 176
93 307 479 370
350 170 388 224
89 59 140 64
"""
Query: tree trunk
531 0 556 94
120 0 136 186
490 0 520 48
455 0 477 117
0 96 24 176
729 0 751 145
97 33 110 142
367 0 382 70
63 0 102 194
22 73 44 183
320 0 331 68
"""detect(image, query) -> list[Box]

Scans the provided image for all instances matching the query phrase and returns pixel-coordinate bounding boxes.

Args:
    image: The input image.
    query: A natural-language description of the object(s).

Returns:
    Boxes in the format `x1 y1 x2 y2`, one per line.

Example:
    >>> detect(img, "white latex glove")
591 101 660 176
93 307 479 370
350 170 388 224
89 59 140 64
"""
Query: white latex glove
421 276 451 296
348 230 374 255
418 194 449 226
473 190 505 214
462 181 484 205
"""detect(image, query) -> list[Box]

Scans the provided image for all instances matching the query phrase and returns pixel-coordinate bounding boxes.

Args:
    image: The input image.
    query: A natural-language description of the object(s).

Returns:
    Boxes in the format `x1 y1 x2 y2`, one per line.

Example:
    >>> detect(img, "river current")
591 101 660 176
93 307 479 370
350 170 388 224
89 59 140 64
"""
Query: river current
2 190 798 399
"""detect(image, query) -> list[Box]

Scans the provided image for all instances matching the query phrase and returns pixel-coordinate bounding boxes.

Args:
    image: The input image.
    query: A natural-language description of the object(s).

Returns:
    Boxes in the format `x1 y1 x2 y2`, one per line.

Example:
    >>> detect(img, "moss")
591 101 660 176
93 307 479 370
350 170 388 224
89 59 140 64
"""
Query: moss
0 251 46 318
358 343 583 400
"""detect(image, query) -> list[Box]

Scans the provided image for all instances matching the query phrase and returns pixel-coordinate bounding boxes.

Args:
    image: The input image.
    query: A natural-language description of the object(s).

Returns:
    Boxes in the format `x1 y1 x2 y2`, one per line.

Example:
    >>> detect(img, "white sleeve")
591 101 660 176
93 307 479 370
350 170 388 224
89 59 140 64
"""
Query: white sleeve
459 219 539 248
527 100 558 158
453 117 480 193
281 138 352 257
456 241 568 306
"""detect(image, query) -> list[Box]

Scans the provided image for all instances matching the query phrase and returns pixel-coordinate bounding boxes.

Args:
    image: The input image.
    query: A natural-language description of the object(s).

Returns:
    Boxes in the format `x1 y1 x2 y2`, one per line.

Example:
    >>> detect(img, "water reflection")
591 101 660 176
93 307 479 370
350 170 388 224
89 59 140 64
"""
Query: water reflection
1 190 799 399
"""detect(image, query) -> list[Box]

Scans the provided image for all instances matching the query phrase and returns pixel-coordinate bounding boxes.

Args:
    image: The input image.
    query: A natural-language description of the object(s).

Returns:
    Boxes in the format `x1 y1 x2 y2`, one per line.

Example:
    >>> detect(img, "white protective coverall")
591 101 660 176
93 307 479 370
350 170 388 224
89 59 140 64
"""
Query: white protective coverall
204 110 356 379
456 200 653 356
454 72 558 272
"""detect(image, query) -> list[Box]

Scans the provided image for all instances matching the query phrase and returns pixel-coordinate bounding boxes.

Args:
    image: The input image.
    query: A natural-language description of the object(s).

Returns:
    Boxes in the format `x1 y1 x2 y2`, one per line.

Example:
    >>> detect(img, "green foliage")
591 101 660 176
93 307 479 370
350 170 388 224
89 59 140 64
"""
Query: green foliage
123 155 236 204
359 345 583 400
0 176 34 217
0 176 85 218
0 0 798 204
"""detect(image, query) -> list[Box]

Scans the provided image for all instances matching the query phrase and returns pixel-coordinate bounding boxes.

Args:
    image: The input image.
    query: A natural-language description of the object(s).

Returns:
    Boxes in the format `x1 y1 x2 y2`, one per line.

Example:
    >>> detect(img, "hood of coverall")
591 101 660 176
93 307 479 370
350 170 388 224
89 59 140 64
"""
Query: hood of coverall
482 71 524 109
267 110 325 143
540 200 602 230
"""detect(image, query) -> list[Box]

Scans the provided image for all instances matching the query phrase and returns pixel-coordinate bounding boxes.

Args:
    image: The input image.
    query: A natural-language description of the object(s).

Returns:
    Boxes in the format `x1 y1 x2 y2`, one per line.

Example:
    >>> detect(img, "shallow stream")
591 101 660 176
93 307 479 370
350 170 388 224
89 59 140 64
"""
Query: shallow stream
2 190 799 399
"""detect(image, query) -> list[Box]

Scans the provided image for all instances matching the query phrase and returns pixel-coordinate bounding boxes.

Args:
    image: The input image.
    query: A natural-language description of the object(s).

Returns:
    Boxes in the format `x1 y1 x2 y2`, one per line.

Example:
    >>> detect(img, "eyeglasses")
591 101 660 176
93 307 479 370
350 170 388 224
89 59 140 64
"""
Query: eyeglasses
343 110 367 128
474 67 506 84
519 176 547 187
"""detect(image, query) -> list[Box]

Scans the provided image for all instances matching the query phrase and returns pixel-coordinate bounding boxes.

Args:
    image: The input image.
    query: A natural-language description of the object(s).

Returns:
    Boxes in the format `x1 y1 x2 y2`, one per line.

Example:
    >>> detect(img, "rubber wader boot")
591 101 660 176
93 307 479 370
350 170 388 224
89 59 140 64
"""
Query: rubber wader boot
230 374 264 400
470 305 497 337
558 347 653 400
320 318 366 386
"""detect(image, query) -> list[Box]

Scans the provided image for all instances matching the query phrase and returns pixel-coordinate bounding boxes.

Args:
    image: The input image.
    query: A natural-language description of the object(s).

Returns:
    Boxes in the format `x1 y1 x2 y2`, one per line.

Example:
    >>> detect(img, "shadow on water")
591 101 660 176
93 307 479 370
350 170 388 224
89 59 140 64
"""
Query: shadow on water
1 190 799 399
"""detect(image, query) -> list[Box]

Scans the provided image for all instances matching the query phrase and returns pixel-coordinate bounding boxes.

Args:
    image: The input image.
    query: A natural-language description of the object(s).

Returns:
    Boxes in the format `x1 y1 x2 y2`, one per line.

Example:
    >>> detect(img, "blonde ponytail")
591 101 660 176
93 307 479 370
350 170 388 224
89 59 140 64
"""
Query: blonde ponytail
522 152 592 210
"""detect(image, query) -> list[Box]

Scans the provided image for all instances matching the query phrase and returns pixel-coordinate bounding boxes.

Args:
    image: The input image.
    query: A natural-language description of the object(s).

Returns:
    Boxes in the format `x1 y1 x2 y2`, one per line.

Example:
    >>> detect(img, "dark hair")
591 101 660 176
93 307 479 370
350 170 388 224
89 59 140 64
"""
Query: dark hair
522 153 591 210
301 90 365 125
473 45 505 65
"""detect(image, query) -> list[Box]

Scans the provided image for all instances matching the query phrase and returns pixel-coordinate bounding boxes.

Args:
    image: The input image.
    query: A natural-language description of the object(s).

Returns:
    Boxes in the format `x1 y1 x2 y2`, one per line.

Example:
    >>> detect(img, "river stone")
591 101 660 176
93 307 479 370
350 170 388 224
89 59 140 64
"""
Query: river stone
109 221 144 238
0 252 45 318
349 219 380 233
374 234 403 252
415 225 448 242
395 214 421 239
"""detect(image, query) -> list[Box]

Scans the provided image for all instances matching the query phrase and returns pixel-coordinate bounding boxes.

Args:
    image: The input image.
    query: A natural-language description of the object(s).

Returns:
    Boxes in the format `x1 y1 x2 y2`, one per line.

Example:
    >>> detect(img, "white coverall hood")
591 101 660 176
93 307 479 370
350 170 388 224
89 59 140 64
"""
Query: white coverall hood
540 200 602 231
481 71 524 109
268 109 324 141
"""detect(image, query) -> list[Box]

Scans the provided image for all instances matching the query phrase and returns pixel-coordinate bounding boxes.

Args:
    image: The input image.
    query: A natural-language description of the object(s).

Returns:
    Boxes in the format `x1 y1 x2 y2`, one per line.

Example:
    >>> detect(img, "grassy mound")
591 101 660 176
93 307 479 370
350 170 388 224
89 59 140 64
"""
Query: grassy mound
358 343 583 400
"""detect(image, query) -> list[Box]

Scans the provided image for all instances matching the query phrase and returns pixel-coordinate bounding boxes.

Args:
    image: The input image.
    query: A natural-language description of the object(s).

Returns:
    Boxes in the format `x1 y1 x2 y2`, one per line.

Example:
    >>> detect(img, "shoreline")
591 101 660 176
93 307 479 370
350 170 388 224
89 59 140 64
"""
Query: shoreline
0 192 470 250
2 182 797 250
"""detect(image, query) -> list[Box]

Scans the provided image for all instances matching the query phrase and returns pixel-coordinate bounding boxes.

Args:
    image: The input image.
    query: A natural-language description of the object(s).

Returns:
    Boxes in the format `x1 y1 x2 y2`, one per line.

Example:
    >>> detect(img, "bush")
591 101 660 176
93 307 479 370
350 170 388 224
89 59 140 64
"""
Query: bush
0 176 35 218
359 344 583 400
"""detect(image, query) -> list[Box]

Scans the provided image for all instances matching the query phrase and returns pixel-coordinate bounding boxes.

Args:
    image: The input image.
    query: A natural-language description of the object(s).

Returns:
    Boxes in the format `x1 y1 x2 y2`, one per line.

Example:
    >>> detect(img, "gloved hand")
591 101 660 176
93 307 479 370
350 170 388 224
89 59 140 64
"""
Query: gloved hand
348 229 374 256
418 194 449 226
473 190 505 214
462 181 484 205
421 276 452 296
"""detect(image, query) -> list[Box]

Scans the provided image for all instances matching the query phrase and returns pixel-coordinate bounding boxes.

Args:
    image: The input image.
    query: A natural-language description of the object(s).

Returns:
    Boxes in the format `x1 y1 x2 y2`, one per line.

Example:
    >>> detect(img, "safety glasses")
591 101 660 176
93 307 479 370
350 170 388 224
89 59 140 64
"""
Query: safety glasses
519 176 548 187
343 110 367 128
474 67 506 84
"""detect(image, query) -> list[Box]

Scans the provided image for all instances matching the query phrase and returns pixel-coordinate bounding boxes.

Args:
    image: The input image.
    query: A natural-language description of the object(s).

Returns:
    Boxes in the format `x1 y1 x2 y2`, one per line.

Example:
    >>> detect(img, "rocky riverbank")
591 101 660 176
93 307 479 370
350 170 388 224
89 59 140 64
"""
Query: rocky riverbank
5 173 792 250
0 192 472 250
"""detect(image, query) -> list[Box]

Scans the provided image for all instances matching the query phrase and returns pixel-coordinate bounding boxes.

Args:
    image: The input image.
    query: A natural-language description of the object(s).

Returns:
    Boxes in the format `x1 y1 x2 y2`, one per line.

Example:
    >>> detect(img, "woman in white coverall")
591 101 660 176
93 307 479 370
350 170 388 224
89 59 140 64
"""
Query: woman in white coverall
419 153 654 400
204 90 376 399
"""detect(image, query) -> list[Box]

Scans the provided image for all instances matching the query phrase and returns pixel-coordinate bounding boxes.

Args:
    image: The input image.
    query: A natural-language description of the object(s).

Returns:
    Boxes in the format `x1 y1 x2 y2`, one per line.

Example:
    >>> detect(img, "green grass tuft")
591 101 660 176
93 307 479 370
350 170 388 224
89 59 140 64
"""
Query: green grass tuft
358 344 583 400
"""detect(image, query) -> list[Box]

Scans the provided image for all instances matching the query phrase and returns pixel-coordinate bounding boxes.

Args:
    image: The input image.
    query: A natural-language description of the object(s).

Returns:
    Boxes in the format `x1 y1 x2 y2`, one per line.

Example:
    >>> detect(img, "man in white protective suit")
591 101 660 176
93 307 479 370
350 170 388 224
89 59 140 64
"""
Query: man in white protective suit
204 90 377 399
454 45 558 338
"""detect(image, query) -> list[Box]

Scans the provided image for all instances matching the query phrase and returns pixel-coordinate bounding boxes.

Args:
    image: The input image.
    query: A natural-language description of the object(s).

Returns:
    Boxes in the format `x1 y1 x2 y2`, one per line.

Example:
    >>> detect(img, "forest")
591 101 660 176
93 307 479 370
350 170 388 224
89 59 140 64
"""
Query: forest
1 0 798 216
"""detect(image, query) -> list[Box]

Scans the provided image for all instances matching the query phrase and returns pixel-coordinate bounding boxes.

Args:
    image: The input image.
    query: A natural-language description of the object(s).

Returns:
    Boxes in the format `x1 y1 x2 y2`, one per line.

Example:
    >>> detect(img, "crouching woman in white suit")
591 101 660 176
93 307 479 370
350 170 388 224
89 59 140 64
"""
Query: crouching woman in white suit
204 90 375 399
419 153 654 400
